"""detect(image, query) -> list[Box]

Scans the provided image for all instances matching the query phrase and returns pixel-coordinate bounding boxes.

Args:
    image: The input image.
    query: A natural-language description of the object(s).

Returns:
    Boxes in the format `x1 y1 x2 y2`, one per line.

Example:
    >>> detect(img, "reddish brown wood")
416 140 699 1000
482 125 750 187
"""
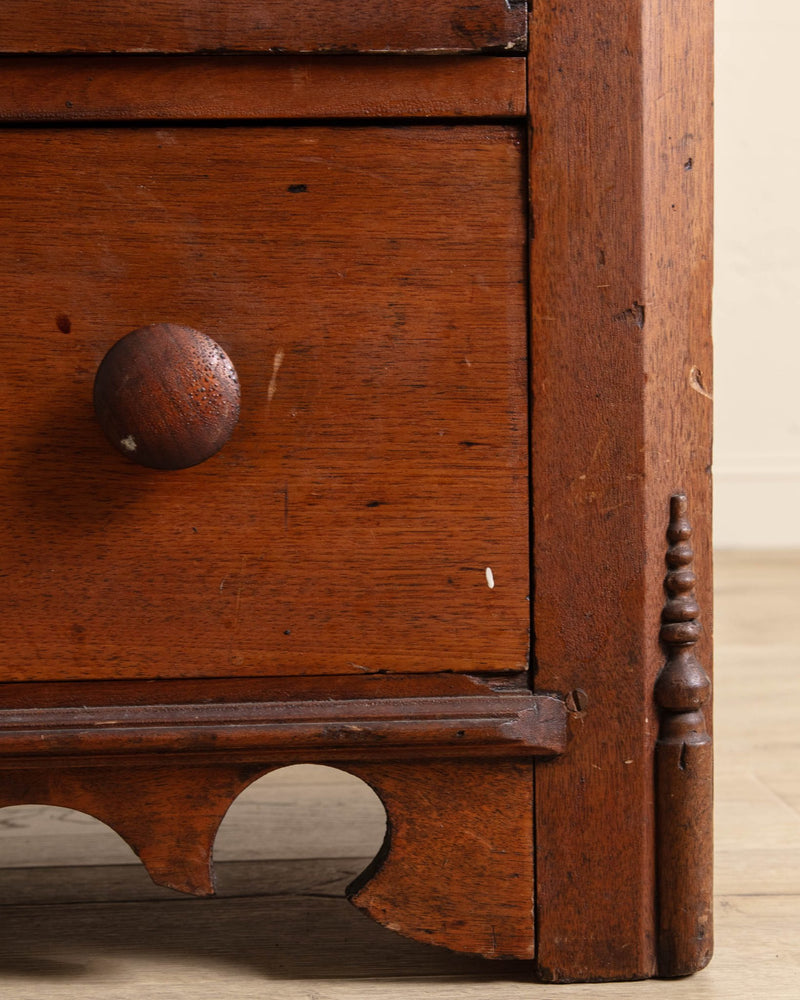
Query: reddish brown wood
0 756 535 957
643 0 714 977
0 55 526 122
94 323 241 470
348 759 534 959
0 1 526 54
0 1 714 978
642 0 714 717
528 0 713 982
0 762 261 894
0 124 529 682
0 671 531 711
0 692 567 762
655 495 713 977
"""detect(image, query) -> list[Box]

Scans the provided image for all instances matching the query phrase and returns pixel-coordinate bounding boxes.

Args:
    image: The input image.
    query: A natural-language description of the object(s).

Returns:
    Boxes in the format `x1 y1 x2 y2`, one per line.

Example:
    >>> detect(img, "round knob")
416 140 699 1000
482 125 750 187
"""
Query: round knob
93 323 240 470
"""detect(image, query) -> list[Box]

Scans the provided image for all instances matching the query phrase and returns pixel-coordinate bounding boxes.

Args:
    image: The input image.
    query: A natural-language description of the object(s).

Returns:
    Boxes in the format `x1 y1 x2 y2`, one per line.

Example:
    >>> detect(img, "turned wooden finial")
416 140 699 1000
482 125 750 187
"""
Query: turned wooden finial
655 494 710 720
654 493 713 977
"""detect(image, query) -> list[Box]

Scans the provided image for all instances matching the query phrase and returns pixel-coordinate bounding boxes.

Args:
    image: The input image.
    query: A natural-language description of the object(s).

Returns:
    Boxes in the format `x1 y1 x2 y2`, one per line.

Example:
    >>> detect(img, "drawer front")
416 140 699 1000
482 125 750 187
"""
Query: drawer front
0 1 526 54
1 125 530 682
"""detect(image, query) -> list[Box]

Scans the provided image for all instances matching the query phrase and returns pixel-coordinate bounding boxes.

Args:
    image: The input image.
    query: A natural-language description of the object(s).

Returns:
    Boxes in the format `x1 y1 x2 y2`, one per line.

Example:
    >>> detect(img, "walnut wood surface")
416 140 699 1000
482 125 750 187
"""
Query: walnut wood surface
0 125 529 682
0 757 536 959
0 2 714 980
0 55 526 121
0 763 256 896
0 672 530 710
2 546 799 1000
348 759 534 959
0 693 567 761
0 1 527 54
528 0 713 982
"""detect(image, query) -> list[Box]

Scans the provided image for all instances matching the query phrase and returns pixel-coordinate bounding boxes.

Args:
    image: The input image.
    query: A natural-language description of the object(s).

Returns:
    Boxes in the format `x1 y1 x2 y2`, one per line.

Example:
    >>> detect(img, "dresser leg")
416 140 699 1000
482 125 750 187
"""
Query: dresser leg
345 758 534 960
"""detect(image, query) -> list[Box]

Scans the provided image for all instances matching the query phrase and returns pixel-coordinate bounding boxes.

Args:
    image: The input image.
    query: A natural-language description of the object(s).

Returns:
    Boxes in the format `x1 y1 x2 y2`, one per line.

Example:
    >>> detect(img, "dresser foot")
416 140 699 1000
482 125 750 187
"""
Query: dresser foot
344 758 534 960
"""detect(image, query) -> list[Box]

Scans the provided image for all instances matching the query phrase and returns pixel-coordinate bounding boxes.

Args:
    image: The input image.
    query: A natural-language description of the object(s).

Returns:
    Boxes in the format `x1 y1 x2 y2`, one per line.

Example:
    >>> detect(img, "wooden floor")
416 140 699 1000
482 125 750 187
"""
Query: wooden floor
1 551 798 997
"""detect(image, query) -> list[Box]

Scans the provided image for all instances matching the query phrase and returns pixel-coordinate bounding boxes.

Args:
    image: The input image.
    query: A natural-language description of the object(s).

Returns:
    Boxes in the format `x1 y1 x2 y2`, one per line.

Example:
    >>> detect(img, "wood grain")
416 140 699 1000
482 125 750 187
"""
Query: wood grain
0 693 567 761
0 1 715 978
1 555 797 996
655 497 713 976
0 763 260 895
348 759 535 959
0 756 535 957
0 890 796 998
0 55 527 121
528 0 713 982
0 1 527 54
0 763 388 869
0 672 532 710
643 0 714 977
0 125 529 682
93 323 242 470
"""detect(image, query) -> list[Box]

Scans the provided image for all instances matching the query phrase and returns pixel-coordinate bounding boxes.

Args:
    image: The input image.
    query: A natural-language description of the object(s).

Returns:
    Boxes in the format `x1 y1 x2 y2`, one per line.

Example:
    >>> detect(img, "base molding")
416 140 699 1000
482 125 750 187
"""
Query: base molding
0 691 566 764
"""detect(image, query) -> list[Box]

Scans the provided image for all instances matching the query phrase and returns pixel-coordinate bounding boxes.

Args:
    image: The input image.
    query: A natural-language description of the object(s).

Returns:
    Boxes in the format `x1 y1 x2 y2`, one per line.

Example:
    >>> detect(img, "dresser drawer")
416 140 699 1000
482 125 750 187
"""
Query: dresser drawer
0 0 526 54
0 124 529 682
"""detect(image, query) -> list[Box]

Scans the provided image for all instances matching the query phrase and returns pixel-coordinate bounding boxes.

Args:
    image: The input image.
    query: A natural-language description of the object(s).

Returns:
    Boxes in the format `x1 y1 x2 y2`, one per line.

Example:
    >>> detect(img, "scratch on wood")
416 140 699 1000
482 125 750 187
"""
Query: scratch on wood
267 348 285 402
233 556 247 629
689 366 713 400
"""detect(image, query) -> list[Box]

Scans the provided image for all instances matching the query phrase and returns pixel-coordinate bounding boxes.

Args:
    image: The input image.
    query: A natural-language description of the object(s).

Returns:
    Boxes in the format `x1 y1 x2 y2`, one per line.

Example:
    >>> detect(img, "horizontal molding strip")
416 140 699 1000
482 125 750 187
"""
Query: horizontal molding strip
0 1 526 56
0 693 566 764
0 55 526 121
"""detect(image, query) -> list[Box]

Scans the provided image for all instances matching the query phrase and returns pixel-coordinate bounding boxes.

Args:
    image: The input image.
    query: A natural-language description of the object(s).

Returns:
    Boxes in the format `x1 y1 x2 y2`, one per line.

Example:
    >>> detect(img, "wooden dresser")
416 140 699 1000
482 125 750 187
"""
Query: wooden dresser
0 0 713 982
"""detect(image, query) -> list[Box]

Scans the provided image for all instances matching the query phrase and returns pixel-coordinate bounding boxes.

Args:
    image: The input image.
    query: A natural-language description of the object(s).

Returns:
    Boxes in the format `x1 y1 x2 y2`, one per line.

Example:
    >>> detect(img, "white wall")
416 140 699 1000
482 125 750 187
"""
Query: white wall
715 3 800 547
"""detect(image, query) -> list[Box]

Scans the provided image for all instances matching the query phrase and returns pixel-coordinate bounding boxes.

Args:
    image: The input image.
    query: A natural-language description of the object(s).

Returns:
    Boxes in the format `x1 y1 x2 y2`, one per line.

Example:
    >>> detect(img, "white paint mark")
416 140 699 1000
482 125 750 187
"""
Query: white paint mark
485 567 495 589
267 348 285 402
120 435 137 453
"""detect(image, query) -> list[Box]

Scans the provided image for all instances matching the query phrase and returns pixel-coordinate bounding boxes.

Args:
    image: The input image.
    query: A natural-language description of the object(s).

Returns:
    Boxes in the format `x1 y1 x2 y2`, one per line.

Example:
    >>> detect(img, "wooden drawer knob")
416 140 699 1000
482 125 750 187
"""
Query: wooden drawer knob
93 324 240 470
